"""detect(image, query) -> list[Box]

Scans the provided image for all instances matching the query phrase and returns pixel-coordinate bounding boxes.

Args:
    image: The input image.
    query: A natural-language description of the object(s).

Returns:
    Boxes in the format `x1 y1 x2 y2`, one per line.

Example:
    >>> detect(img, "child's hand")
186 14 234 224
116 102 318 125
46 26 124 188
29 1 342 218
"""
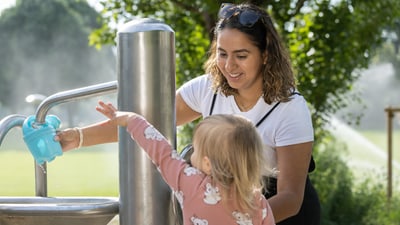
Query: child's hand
96 101 137 127
96 101 118 119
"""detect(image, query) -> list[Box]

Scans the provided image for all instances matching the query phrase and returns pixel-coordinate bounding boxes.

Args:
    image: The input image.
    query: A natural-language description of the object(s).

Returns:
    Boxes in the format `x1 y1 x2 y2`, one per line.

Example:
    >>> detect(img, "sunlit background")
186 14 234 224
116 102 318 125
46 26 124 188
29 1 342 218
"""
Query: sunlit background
0 1 399 224
1 0 399 197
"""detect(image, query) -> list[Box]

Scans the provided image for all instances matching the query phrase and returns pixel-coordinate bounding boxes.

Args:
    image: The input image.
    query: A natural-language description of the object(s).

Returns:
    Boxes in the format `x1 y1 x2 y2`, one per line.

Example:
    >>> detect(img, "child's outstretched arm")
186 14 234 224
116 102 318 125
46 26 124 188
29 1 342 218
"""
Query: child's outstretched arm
96 100 199 194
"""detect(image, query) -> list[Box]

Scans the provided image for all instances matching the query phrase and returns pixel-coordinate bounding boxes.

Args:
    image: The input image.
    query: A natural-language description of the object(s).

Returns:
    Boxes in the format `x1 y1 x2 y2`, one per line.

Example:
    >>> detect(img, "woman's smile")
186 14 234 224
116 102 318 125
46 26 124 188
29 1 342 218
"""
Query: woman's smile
227 72 242 78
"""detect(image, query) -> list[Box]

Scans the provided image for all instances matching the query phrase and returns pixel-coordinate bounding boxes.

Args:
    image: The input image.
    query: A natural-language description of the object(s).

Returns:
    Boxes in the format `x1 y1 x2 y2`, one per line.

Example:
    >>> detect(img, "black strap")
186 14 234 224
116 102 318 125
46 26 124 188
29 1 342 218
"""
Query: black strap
254 91 302 127
291 91 301 96
208 93 280 127
255 102 280 127
209 92 218 116
209 92 316 173
255 91 301 127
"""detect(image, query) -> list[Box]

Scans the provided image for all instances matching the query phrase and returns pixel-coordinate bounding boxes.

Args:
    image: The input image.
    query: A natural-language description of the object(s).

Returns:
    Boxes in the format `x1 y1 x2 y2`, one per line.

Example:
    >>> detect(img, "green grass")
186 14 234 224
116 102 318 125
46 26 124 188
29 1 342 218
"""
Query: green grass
354 129 400 167
359 130 400 160
329 118 400 167
0 146 119 197
1 125 399 196
331 123 400 191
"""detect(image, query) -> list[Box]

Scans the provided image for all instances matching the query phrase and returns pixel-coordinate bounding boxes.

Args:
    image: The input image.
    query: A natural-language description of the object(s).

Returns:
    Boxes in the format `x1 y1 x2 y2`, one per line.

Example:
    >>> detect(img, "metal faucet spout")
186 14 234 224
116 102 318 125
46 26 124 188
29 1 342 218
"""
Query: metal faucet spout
31 80 118 197
35 81 118 124
0 114 27 146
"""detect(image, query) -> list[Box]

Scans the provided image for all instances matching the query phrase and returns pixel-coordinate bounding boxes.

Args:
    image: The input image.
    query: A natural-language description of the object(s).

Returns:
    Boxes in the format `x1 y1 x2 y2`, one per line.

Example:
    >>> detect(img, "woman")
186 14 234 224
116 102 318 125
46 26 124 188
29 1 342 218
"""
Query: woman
56 3 320 224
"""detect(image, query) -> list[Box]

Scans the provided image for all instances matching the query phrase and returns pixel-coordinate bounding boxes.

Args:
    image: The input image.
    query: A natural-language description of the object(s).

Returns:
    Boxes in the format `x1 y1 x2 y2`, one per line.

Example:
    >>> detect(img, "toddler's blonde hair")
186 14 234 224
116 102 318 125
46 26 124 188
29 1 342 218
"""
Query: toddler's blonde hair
193 114 266 212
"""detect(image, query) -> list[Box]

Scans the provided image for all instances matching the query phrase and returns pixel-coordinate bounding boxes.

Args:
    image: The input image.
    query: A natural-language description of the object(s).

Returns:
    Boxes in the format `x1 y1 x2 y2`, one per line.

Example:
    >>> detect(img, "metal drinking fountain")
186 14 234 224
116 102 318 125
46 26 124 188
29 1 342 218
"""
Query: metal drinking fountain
117 18 176 225
0 18 176 225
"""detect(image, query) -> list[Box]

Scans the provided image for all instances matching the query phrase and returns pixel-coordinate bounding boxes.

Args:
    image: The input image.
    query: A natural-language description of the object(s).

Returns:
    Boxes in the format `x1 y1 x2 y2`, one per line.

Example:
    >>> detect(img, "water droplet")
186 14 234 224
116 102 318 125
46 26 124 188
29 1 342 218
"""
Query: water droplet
38 164 47 174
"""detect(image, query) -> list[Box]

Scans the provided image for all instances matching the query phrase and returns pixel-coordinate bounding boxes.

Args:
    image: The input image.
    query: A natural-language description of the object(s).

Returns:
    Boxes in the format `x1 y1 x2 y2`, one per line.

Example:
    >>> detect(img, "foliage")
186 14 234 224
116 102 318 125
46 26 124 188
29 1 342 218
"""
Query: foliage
1 1 398 223
372 18 400 80
272 0 400 141
311 137 400 224
0 0 115 113
90 0 213 89
88 0 400 147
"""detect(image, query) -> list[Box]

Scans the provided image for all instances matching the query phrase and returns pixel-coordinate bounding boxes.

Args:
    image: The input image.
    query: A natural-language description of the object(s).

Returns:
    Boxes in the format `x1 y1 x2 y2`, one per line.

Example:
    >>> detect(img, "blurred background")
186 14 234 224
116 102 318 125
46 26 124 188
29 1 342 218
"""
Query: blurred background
0 0 399 224
0 0 119 197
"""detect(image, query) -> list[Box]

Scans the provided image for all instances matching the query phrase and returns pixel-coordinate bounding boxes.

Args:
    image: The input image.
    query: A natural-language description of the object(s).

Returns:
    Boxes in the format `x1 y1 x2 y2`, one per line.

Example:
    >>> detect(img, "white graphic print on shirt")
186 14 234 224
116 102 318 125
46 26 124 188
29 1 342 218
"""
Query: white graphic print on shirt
203 183 221 204
144 126 163 141
191 216 208 225
232 211 253 225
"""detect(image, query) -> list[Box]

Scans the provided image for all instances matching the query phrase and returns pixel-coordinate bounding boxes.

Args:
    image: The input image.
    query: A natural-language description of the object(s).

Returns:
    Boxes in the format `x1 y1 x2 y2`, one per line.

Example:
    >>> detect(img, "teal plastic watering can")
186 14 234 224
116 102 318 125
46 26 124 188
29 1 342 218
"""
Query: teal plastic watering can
22 115 63 165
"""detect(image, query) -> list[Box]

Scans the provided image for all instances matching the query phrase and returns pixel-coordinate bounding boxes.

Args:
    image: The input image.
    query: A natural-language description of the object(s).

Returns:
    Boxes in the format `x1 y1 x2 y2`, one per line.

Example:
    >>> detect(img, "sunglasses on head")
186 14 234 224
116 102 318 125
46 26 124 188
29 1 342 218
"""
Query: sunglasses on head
218 3 262 27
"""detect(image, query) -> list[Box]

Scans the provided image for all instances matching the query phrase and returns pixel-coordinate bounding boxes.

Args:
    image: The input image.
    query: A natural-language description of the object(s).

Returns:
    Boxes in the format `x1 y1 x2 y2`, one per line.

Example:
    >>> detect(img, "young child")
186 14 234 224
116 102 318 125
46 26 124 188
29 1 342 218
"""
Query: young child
96 101 275 225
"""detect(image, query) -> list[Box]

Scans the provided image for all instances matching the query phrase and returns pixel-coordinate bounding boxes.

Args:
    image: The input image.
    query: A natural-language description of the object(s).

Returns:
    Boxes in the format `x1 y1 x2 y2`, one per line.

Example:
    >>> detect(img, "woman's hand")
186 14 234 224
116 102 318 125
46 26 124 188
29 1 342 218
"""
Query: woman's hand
54 101 123 152
55 128 80 152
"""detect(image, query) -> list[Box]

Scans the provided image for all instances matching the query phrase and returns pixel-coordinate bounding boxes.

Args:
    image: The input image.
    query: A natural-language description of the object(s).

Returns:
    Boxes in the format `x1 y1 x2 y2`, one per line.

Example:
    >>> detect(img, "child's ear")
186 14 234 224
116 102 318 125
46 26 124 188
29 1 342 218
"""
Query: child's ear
202 156 212 175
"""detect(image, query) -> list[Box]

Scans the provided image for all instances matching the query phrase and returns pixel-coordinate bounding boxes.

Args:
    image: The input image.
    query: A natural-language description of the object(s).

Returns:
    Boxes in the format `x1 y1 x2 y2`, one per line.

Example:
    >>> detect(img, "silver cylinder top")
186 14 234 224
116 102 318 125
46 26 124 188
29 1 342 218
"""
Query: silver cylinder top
118 18 174 33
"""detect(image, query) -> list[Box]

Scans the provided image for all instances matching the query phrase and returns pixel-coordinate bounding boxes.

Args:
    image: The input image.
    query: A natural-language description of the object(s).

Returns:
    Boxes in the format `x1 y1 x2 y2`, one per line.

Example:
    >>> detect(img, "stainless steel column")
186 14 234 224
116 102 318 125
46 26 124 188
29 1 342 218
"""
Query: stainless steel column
117 18 175 225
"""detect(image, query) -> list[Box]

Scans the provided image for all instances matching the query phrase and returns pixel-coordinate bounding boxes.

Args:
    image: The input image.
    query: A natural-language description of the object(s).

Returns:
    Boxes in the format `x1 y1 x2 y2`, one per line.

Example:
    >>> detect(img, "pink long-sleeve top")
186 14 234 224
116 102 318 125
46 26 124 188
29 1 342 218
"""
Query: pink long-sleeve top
127 115 275 225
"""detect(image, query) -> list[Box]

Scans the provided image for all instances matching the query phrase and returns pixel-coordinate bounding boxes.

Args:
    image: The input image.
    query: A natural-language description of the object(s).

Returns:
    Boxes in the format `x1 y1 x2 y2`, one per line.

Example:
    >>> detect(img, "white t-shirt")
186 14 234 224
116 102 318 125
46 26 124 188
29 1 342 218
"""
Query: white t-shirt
178 74 314 173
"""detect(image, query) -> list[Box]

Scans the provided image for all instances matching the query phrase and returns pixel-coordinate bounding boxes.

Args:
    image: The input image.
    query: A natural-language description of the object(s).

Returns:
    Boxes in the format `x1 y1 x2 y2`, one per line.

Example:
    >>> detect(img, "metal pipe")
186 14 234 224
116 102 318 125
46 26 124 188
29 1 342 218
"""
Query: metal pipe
117 18 175 225
0 196 119 225
0 114 27 145
33 81 118 197
35 81 118 124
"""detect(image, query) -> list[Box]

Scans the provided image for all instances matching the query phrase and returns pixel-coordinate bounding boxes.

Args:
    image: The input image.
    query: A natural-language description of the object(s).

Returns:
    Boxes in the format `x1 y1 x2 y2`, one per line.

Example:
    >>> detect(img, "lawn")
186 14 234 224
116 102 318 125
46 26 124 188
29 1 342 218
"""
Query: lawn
360 130 400 156
1 123 399 196
329 118 400 191
0 128 119 197
349 129 400 168
0 120 399 225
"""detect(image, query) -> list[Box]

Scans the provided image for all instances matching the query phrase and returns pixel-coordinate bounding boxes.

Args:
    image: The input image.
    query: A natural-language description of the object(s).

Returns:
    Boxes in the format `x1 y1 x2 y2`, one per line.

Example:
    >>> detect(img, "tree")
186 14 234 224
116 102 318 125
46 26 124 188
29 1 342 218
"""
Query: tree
88 0 400 142
0 0 115 113
373 18 400 80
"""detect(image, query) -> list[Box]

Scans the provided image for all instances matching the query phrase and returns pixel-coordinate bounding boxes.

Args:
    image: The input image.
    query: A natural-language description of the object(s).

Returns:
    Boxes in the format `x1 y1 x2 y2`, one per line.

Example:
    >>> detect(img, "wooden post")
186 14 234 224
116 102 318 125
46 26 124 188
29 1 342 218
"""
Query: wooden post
385 106 400 200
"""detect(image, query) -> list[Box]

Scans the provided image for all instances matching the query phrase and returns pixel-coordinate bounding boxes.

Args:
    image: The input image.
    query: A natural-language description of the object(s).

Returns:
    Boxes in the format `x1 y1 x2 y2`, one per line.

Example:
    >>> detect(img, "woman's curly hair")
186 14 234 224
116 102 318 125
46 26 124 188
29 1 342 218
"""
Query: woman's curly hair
203 3 296 104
